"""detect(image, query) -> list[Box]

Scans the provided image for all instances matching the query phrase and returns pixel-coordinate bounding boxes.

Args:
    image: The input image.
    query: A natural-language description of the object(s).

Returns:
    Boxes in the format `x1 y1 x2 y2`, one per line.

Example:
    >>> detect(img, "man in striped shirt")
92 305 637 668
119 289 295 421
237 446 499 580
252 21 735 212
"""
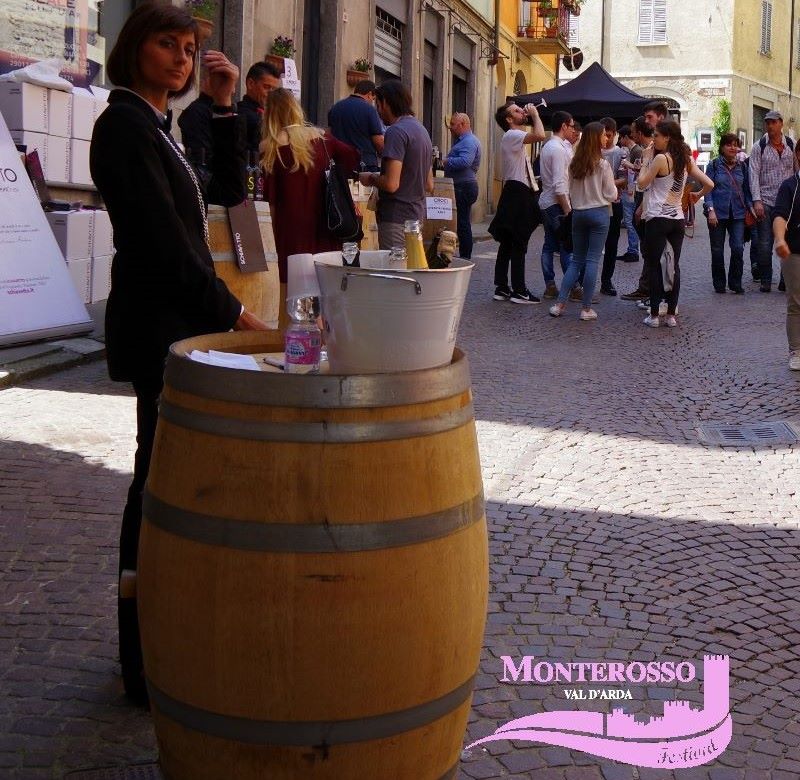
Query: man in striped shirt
749 111 797 292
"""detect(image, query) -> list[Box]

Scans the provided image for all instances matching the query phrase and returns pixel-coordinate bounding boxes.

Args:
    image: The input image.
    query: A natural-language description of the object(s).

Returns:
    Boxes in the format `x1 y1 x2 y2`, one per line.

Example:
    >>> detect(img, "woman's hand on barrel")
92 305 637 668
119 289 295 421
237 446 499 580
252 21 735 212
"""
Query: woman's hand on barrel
234 310 270 331
203 51 239 107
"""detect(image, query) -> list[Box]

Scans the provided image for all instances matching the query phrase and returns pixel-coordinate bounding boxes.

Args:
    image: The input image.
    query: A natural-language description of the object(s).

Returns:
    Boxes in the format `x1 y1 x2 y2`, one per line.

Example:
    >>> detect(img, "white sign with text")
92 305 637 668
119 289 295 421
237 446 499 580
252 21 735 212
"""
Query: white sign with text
426 196 453 220
281 58 302 100
0 112 91 347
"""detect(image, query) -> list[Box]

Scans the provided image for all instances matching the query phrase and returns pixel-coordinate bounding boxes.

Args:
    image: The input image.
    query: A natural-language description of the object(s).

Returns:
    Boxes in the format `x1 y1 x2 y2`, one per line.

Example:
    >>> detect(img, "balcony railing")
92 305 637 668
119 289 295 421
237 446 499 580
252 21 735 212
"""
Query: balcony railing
517 1 571 55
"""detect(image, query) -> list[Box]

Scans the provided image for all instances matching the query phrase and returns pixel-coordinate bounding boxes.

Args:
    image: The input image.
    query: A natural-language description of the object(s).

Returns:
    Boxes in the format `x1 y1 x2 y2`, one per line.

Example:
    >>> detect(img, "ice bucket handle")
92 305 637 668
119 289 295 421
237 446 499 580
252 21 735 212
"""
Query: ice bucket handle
341 272 423 295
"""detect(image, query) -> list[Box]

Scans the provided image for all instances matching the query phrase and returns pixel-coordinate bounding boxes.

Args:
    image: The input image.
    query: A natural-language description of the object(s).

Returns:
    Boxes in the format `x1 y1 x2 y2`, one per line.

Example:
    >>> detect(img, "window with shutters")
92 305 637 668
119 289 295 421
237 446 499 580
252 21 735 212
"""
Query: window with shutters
760 1 772 55
638 0 667 45
797 20 800 67
568 13 579 46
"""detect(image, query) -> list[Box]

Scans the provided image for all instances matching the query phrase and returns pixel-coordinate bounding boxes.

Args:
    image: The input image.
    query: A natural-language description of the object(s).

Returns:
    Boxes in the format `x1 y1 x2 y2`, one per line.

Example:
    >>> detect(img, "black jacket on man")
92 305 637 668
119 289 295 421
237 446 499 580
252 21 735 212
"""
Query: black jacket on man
177 91 214 166
90 89 246 384
236 93 263 154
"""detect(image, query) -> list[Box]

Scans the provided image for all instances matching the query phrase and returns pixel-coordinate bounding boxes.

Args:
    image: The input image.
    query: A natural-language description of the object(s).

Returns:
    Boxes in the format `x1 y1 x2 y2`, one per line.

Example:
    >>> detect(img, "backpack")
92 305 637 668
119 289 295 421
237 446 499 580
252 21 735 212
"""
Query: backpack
759 135 795 153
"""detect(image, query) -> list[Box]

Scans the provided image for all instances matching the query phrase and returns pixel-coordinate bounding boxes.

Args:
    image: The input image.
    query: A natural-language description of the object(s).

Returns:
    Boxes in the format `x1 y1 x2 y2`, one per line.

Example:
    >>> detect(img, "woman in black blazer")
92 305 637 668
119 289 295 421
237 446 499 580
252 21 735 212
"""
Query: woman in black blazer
90 1 267 704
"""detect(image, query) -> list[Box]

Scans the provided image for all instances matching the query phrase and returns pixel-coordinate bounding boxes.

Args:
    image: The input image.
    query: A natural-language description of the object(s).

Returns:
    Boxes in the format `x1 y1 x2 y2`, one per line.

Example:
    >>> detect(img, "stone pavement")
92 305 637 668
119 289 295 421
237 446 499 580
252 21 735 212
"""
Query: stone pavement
1 220 800 779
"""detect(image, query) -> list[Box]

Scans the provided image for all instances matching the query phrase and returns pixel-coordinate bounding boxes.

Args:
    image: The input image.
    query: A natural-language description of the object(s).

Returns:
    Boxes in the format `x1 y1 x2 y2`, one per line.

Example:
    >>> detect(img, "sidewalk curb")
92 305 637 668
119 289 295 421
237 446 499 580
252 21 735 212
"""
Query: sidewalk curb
0 340 106 389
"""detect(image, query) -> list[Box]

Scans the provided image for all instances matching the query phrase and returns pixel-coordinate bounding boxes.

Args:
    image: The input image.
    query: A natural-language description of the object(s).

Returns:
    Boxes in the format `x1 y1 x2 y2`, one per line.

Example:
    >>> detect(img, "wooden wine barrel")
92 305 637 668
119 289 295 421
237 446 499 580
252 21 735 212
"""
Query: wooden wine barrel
207 202 280 328
423 176 458 245
138 330 488 780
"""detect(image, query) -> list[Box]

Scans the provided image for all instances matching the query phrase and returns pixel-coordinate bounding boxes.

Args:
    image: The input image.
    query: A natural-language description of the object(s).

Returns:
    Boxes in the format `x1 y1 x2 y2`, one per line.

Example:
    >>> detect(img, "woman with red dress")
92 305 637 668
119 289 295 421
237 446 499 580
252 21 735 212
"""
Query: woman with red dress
260 88 360 298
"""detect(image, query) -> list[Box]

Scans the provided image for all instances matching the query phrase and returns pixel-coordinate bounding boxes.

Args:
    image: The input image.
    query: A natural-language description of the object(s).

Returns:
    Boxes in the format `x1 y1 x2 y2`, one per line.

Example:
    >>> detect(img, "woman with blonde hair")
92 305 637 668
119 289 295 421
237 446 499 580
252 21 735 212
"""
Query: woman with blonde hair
549 122 617 320
260 88 360 286
637 120 713 327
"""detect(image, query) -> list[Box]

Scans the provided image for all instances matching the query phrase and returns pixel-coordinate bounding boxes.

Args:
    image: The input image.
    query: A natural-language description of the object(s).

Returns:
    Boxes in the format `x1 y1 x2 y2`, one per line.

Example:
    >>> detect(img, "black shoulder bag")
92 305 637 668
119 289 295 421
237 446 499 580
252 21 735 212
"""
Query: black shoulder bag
321 139 363 243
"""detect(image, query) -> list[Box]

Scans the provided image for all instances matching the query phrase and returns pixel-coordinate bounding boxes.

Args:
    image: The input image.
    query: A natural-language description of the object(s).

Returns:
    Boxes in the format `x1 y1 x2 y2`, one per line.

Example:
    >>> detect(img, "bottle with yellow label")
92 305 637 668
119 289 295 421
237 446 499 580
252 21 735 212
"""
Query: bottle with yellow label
404 219 429 269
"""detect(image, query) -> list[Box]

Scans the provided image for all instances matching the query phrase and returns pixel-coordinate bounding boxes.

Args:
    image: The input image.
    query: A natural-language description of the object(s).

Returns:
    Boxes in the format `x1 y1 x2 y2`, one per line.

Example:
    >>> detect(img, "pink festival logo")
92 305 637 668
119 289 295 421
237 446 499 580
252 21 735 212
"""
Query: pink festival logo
466 654 732 769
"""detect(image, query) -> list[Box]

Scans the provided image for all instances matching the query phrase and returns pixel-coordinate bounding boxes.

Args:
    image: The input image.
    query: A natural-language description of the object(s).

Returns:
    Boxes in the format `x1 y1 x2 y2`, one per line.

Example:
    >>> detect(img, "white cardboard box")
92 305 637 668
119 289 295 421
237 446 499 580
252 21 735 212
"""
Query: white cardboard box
66 258 91 304
71 88 95 140
91 210 114 257
0 82 48 132
90 254 112 303
48 89 73 137
10 130 47 175
46 210 93 262
69 138 92 186
46 134 70 183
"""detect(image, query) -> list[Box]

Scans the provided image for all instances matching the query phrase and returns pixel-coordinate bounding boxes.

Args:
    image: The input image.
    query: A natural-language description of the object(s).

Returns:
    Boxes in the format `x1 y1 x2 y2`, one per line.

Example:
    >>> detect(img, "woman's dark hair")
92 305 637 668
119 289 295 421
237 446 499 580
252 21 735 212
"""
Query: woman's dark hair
655 119 689 180
718 132 741 155
375 80 414 118
569 121 604 180
107 2 198 99
633 116 652 137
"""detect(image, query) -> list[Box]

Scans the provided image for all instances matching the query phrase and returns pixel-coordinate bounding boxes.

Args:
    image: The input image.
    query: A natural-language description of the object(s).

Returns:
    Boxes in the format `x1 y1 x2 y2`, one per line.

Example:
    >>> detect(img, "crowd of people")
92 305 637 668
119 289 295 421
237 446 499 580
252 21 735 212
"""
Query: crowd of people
88 2 800 706
488 97 800 356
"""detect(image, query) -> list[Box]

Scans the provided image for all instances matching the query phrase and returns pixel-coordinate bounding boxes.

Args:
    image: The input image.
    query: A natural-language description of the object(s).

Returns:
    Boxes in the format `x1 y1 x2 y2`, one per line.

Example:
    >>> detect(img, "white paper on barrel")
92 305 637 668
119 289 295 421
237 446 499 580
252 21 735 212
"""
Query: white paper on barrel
188 350 261 371
0 112 91 347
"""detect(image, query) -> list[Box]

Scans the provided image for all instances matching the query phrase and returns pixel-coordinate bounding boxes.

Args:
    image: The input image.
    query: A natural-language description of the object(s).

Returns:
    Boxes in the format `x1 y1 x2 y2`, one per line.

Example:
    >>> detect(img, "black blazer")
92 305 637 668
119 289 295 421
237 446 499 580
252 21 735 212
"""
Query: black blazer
90 89 246 383
236 94 262 154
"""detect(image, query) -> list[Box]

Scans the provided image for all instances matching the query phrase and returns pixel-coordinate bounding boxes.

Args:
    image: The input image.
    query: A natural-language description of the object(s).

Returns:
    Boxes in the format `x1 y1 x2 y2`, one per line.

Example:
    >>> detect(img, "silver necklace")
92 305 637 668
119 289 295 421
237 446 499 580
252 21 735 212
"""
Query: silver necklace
157 127 209 247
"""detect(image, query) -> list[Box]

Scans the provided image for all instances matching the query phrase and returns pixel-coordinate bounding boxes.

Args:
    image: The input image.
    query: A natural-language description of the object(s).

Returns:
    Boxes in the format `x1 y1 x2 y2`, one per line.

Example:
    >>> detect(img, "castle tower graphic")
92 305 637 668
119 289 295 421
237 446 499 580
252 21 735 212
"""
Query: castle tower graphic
605 655 730 739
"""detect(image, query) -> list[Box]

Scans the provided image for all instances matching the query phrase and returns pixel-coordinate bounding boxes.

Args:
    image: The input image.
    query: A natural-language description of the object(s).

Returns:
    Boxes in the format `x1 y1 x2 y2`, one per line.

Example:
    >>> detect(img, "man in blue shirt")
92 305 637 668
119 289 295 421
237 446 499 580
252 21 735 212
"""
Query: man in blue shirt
328 80 384 172
443 113 481 259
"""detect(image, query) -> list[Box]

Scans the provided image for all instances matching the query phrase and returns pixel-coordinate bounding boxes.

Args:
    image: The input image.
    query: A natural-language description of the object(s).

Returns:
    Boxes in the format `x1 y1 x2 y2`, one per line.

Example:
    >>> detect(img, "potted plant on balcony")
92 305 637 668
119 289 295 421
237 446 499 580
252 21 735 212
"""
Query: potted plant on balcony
185 0 217 43
564 0 584 15
346 58 372 88
265 35 295 74
536 0 554 17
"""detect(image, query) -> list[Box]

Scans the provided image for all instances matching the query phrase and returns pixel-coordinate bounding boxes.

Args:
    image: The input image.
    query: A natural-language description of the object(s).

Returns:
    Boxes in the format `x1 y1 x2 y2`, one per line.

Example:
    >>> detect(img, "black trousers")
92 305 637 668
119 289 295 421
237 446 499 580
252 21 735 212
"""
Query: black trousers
119 377 162 699
644 217 685 316
490 181 539 293
601 201 623 286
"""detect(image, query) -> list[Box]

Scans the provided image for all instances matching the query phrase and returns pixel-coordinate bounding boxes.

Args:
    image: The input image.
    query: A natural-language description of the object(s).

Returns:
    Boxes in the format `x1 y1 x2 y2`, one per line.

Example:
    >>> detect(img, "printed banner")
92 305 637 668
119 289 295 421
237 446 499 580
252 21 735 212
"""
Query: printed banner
0 111 91 346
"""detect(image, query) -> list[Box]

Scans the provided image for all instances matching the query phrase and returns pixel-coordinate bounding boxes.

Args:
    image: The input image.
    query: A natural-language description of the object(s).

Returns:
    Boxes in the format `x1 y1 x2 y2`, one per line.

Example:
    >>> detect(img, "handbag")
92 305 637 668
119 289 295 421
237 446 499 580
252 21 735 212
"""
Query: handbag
556 209 573 253
321 139 363 243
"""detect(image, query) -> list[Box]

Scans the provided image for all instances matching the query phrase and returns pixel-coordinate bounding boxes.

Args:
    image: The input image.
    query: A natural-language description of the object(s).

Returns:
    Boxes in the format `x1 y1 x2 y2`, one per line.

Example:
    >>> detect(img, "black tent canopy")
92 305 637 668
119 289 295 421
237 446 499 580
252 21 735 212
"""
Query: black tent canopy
512 62 649 125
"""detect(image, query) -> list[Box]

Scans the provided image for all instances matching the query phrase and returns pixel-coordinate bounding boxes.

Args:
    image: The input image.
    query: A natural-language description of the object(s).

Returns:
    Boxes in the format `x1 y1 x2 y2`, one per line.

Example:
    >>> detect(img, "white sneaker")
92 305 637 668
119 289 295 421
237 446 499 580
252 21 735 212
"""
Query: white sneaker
790 351 800 370
549 303 565 317
643 314 660 328
579 308 598 321
664 315 677 328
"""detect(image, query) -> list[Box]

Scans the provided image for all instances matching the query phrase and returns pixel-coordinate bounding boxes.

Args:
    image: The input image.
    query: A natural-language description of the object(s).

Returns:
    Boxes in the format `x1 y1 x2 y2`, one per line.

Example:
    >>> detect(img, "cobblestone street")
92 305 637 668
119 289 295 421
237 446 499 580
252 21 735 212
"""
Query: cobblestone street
2 220 799 779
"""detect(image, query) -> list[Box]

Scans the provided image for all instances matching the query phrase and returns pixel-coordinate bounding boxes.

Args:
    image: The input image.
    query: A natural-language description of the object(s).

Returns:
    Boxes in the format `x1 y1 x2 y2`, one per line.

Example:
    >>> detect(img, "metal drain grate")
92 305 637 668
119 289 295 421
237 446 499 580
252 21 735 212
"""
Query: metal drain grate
698 421 800 446
64 764 163 780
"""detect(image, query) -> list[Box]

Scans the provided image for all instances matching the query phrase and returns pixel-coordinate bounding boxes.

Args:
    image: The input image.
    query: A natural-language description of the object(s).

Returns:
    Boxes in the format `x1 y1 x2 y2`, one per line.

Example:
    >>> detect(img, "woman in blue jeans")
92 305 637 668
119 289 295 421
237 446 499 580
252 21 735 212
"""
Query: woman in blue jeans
549 122 617 320
703 133 753 294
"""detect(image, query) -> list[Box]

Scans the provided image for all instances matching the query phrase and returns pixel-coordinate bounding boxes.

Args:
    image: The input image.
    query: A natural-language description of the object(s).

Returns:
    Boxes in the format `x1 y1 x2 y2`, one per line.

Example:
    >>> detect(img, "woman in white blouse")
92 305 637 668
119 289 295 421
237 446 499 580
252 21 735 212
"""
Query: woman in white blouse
550 122 618 320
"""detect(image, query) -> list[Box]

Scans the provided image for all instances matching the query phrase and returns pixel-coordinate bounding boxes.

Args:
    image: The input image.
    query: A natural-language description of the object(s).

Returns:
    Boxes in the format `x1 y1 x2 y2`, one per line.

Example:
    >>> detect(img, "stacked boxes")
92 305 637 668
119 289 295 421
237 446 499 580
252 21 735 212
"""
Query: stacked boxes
0 81 107 185
45 209 115 304
90 210 114 303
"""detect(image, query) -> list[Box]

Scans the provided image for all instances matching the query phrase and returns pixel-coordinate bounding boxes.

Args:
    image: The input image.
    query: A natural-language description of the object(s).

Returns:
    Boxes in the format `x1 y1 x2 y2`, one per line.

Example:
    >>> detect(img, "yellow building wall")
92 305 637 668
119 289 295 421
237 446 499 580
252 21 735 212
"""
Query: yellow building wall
732 0 792 88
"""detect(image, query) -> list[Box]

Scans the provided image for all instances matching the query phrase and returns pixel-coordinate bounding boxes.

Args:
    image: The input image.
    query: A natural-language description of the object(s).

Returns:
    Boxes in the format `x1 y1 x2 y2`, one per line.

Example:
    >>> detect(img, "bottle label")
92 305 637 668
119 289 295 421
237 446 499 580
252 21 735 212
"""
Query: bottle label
285 330 322 365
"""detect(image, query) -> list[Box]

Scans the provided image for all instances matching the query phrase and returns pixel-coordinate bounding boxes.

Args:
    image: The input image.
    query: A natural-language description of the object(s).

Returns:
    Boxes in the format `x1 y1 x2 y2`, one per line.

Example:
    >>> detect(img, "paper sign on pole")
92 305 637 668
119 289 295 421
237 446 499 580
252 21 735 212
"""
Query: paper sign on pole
0 111 92 347
426 196 452 220
281 58 302 101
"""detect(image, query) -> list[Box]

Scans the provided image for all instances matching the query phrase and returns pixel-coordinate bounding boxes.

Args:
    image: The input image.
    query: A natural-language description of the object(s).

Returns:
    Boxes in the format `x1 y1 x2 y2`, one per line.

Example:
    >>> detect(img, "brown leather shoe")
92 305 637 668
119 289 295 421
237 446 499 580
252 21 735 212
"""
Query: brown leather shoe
543 282 559 299
569 286 584 302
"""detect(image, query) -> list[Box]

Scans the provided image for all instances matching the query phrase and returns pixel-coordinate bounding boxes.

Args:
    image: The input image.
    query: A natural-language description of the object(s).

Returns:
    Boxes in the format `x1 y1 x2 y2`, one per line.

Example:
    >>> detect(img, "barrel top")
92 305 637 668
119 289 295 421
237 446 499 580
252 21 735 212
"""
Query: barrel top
165 332 472 408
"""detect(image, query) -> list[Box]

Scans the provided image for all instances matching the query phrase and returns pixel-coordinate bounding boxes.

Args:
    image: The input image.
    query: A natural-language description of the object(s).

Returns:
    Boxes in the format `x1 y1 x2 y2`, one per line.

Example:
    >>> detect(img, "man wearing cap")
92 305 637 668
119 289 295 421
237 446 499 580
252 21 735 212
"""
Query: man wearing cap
749 110 797 292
